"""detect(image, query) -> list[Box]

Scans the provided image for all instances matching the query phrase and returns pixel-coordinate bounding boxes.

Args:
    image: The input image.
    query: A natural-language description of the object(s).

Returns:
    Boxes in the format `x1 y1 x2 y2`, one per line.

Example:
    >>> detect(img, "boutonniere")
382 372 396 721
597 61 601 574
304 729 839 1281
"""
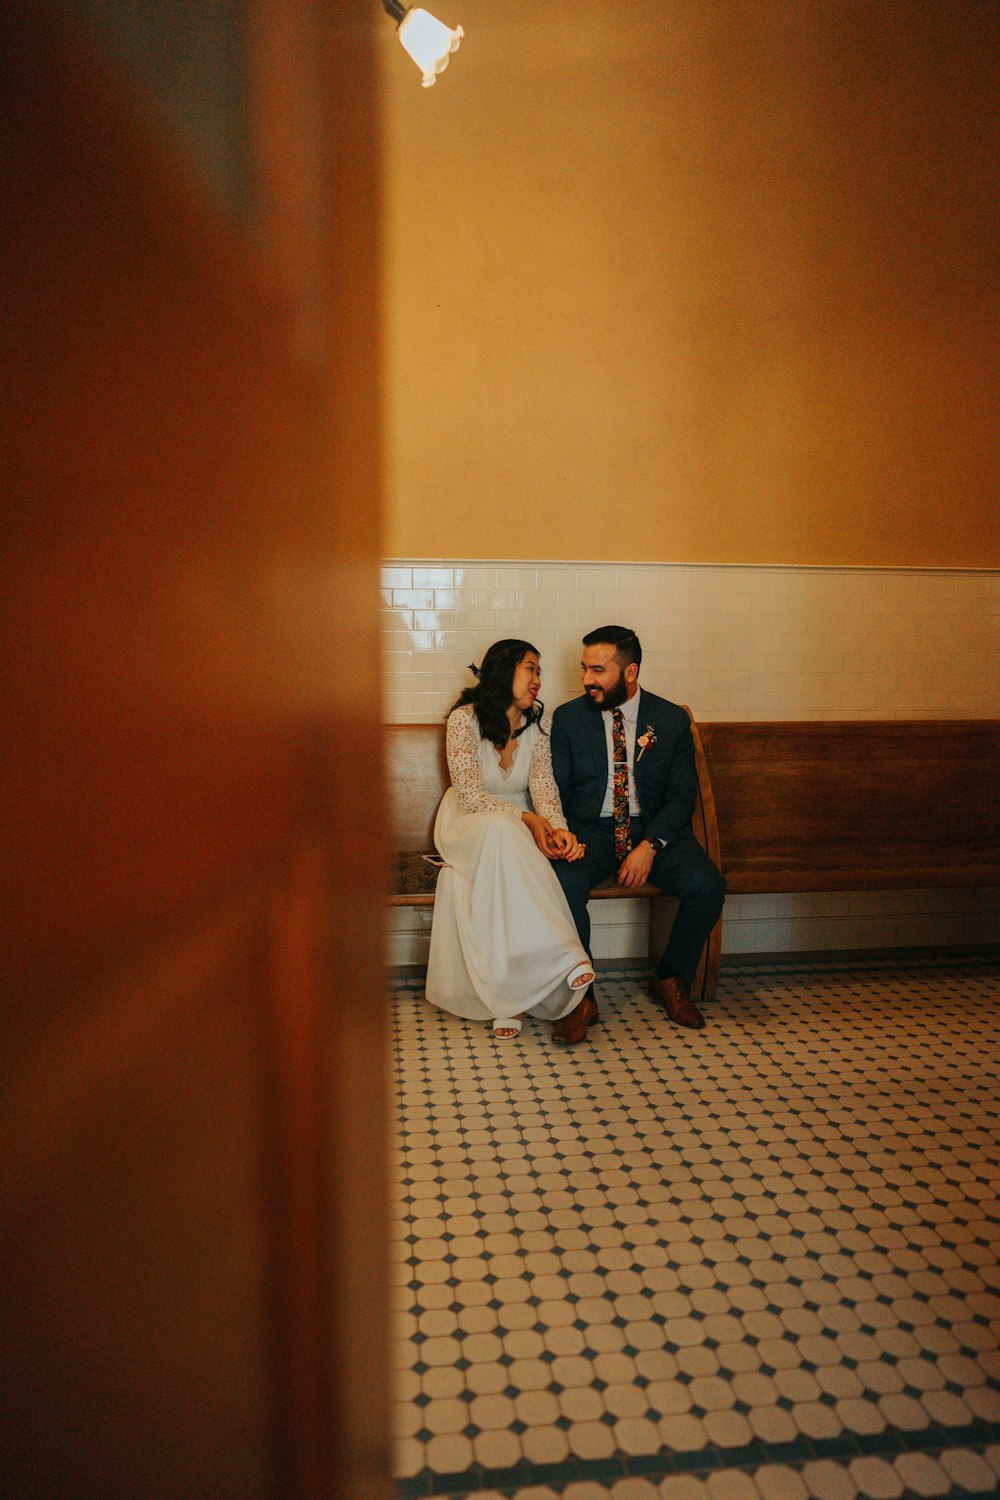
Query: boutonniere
636 725 657 762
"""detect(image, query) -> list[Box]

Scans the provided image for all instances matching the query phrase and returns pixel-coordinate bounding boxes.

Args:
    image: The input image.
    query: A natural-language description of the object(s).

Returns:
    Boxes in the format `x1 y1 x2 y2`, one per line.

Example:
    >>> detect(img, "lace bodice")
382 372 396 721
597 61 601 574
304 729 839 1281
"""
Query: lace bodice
445 704 568 827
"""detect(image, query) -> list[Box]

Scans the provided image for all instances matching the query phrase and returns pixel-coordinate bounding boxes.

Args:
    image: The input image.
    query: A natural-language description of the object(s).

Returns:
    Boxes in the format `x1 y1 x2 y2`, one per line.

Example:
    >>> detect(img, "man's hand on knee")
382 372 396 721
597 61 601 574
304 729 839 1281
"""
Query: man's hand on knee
617 840 656 887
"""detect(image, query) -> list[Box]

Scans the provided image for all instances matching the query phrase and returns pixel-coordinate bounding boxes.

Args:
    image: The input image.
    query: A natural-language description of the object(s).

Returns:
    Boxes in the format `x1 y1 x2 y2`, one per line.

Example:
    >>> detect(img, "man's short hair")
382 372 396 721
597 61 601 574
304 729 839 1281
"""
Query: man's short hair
582 625 642 670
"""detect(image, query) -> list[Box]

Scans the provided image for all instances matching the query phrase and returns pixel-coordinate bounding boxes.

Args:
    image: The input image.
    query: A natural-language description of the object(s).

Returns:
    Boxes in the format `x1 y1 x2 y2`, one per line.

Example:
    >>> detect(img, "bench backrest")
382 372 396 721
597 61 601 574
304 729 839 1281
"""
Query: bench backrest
387 717 1000 894
698 719 1000 891
386 711 720 865
387 724 450 852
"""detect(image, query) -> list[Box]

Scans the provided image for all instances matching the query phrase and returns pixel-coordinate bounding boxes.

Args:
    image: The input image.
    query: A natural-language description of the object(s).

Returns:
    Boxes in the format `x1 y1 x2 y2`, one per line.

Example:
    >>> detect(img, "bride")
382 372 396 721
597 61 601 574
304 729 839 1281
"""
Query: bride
426 639 595 1040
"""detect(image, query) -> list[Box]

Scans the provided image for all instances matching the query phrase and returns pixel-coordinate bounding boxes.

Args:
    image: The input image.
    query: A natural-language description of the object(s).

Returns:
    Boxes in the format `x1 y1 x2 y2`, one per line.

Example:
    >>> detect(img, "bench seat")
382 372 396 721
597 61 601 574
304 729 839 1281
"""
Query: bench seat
388 852 676 905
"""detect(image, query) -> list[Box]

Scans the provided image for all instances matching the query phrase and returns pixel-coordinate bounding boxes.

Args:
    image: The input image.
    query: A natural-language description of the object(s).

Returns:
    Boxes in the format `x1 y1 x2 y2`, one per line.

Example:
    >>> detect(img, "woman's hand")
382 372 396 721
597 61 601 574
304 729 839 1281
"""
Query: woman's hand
545 827 587 863
522 811 559 858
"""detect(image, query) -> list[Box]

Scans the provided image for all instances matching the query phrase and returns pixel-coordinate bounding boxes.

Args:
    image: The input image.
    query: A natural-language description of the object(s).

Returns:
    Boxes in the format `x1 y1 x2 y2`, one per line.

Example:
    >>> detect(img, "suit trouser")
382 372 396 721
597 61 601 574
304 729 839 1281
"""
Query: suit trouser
554 816 725 993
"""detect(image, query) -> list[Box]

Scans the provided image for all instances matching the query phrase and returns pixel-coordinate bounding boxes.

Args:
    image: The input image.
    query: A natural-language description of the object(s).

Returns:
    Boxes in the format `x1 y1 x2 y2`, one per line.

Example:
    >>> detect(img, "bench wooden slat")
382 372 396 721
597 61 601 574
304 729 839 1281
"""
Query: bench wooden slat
698 720 1000 894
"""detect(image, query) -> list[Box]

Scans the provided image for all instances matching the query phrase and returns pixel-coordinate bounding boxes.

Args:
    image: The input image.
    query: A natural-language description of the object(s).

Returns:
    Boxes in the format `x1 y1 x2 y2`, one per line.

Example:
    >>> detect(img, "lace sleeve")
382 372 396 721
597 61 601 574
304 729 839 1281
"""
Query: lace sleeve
528 714 568 829
446 707 522 817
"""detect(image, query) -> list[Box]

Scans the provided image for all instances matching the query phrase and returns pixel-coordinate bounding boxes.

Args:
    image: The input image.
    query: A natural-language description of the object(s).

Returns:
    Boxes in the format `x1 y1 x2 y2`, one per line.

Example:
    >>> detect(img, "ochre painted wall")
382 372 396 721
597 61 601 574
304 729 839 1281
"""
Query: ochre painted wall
380 1 999 566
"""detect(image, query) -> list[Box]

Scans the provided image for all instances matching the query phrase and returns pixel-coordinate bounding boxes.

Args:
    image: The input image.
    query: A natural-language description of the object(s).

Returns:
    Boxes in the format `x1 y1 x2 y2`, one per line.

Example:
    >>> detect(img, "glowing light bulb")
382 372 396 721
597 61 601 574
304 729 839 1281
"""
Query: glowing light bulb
397 8 464 87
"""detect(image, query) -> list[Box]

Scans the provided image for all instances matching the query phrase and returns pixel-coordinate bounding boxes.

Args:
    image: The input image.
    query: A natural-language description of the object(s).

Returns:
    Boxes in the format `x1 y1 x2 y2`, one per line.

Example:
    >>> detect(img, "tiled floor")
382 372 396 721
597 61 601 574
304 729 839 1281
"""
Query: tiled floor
389 956 1000 1500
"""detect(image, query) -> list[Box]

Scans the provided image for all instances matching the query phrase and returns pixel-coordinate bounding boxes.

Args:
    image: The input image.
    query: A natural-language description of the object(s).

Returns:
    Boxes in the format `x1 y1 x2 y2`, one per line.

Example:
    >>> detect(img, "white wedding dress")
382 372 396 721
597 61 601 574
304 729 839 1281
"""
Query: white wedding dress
425 704 591 1027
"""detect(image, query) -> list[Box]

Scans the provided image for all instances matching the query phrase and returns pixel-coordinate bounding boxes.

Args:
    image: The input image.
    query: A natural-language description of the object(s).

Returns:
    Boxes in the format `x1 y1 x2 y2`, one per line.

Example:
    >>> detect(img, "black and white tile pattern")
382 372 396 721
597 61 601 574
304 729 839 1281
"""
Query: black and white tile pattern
389 957 1000 1499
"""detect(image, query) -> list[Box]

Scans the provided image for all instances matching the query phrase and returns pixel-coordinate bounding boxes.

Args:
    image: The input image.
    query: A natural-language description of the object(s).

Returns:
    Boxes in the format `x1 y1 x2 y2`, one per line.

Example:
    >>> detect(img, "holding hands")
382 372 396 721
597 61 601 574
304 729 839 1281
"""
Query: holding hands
522 813 586 862
547 826 587 863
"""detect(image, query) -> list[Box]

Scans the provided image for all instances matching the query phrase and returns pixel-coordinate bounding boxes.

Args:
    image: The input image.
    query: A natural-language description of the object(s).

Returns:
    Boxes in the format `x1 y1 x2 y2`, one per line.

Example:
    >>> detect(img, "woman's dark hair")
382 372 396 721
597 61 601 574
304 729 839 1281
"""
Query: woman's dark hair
450 638 544 750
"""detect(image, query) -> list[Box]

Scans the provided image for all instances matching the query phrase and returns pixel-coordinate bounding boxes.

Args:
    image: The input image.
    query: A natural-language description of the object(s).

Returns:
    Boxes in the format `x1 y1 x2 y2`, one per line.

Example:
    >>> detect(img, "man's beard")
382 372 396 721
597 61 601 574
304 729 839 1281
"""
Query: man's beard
584 674 629 712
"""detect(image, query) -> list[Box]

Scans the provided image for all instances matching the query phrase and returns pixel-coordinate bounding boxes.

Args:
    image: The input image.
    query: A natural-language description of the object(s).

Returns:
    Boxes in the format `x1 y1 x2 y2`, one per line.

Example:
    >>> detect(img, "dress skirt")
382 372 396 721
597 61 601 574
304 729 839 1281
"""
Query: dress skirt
425 789 591 1025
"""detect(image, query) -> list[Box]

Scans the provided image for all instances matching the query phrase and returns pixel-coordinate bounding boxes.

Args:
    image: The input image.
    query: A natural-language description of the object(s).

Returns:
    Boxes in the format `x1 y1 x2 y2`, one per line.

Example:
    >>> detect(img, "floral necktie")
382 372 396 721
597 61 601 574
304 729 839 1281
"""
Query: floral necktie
612 708 632 863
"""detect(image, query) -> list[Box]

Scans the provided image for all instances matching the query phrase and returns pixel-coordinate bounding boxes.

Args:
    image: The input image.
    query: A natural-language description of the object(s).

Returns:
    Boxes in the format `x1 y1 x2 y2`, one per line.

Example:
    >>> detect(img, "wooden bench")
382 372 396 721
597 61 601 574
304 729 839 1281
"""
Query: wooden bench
387 718 1000 1002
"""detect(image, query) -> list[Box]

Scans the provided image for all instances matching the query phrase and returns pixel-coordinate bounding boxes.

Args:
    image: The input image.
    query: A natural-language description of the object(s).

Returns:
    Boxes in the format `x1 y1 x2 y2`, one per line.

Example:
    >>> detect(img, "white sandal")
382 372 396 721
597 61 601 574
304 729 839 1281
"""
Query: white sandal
567 962 595 990
492 1016 523 1039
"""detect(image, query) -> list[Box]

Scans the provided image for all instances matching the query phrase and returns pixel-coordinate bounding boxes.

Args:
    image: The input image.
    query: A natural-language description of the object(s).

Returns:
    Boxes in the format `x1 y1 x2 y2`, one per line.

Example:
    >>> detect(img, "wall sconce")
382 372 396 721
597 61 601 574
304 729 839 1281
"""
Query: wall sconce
381 1 464 87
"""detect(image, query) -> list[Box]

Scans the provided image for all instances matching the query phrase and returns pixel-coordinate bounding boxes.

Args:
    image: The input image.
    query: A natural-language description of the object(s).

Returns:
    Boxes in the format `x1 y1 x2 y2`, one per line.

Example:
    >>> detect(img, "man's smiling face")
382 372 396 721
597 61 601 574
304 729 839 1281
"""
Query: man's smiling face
581 641 637 710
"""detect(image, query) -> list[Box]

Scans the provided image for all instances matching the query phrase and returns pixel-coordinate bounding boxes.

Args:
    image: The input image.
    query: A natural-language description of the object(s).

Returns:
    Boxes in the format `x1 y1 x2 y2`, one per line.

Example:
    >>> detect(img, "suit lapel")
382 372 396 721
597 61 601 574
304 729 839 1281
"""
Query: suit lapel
634 689 652 797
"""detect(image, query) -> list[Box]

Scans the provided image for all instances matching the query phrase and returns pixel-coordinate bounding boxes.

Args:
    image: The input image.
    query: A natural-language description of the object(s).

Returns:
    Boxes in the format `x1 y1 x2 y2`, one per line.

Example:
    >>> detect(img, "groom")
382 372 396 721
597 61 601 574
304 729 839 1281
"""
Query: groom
549 626 725 1045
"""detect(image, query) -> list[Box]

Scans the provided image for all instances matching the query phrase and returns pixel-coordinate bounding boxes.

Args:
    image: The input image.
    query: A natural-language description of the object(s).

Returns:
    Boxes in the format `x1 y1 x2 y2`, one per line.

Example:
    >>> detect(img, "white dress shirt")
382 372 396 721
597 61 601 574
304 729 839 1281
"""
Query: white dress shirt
598 688 642 818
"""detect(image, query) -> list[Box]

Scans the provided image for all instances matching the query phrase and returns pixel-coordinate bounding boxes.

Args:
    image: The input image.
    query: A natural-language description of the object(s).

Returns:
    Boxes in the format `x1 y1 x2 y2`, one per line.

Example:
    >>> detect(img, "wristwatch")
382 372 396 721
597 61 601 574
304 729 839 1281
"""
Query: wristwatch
646 837 665 853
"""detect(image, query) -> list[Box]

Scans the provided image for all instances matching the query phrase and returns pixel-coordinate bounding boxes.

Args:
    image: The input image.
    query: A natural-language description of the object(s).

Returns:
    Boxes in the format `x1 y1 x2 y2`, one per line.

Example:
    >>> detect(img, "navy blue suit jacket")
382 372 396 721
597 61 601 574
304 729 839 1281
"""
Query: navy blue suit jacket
550 688 698 847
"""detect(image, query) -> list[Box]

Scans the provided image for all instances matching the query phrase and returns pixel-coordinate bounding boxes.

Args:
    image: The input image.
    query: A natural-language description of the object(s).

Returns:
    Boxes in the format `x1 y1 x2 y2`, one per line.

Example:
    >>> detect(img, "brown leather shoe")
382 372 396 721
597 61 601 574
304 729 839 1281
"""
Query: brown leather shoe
649 973 705 1029
552 994 600 1046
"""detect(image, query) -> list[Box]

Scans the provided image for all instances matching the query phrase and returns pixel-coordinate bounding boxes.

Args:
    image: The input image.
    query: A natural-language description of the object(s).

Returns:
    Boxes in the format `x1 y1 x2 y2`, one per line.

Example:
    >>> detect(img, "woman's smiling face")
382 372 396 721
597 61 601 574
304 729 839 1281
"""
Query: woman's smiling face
511 651 541 712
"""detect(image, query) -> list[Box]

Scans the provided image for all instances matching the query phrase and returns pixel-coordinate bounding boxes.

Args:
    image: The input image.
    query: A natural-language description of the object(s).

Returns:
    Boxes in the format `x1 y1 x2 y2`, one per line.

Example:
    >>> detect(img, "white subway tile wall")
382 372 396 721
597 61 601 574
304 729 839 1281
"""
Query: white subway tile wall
383 560 1000 962
382 560 1000 723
